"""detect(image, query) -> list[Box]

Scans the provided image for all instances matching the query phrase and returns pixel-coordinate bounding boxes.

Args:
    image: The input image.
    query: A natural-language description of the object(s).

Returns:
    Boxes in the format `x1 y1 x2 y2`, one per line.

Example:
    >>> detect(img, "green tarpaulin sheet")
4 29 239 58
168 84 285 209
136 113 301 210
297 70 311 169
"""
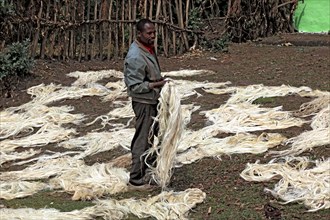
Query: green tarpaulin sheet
294 0 330 33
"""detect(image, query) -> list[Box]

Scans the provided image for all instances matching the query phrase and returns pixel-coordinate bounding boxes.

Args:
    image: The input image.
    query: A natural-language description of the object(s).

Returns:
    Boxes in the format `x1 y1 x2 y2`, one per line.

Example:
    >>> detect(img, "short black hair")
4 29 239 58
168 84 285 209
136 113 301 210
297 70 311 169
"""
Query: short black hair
136 18 153 32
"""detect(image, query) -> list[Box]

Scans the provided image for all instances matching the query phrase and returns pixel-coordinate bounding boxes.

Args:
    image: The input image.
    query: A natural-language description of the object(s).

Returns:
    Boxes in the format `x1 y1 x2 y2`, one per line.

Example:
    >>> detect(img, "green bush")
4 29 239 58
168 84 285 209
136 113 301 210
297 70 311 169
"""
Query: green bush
0 40 34 80
0 40 34 96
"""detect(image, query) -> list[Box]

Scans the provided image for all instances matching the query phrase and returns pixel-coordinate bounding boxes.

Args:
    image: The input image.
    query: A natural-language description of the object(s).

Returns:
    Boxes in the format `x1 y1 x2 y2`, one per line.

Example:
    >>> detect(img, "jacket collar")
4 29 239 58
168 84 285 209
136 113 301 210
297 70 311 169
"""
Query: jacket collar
135 40 155 55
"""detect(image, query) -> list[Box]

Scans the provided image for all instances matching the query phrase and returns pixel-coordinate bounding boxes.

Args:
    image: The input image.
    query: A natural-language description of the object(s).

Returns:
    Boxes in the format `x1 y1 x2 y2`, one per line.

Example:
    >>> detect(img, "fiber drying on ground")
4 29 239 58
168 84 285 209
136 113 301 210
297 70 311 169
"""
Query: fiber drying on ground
201 103 306 133
59 129 133 158
240 157 330 212
67 69 123 86
0 188 205 220
1 68 329 217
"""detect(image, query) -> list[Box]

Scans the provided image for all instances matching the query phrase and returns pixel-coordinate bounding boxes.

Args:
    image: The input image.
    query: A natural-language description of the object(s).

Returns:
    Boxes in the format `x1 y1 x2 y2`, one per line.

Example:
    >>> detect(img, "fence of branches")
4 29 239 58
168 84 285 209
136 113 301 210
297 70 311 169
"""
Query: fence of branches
1 0 297 60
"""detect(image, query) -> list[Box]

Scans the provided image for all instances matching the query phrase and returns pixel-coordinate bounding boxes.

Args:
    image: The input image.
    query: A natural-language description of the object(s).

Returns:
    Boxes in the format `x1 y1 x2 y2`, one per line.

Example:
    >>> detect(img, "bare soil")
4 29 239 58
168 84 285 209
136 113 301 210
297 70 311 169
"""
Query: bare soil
1 33 330 219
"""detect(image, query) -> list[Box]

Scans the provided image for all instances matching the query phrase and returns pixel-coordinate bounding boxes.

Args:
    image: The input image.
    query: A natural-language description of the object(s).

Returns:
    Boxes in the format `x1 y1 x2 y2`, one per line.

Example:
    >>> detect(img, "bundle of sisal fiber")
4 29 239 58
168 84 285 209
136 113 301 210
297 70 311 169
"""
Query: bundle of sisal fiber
67 69 123 86
268 105 330 156
94 188 206 220
0 180 49 200
240 157 330 212
145 80 185 189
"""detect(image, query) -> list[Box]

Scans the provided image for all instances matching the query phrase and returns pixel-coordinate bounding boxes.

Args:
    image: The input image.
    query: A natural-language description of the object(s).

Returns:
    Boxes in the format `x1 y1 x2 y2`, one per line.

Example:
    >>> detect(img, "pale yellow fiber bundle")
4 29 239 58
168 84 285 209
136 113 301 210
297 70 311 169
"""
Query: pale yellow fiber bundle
103 80 127 101
296 91 330 116
162 69 215 77
174 79 231 99
10 83 110 110
59 129 133 159
268 105 330 156
176 132 286 166
240 157 330 212
95 188 206 220
0 156 84 181
0 124 76 153
0 149 41 166
201 103 306 133
0 188 205 220
67 69 123 86
0 105 83 139
146 80 184 189
0 180 49 200
50 163 129 200
226 84 312 104
0 206 97 220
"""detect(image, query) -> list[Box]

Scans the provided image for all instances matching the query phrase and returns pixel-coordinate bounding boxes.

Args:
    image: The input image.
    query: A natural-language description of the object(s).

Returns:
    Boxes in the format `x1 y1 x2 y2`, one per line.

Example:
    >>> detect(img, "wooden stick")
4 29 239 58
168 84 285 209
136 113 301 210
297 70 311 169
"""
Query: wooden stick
85 0 91 59
155 0 161 54
63 0 70 60
31 0 42 57
162 0 168 56
107 0 114 60
168 1 176 55
78 0 85 61
121 0 125 57
92 0 98 58
40 0 50 59
114 1 119 59
70 0 76 59
128 0 133 45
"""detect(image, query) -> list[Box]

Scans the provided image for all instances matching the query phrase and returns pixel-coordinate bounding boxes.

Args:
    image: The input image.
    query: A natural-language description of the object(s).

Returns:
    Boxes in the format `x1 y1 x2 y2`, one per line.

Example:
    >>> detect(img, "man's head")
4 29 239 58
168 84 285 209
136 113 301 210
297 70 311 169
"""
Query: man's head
136 19 156 47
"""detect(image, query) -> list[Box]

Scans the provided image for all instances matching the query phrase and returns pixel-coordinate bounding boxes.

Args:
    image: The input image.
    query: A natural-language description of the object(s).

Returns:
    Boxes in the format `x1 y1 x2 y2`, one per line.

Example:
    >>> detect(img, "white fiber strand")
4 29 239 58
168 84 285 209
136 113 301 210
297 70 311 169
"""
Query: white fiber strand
0 157 84 181
0 181 49 200
95 188 206 220
176 132 286 166
162 69 215 77
59 129 133 158
146 81 184 189
296 92 330 117
268 105 330 156
67 69 123 86
0 124 76 153
201 103 306 133
49 163 129 200
0 149 41 166
0 206 97 220
226 84 312 104
240 157 330 212
0 105 83 139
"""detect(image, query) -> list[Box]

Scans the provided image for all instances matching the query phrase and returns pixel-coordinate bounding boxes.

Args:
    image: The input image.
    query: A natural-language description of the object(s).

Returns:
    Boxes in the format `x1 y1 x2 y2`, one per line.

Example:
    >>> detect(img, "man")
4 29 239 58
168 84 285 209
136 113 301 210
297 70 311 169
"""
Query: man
124 18 166 189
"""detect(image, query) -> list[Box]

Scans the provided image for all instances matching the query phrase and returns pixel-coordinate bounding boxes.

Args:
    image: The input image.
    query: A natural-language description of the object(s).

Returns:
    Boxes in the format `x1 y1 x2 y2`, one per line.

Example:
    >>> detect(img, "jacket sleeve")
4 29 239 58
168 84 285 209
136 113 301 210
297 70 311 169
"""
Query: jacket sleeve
124 56 151 94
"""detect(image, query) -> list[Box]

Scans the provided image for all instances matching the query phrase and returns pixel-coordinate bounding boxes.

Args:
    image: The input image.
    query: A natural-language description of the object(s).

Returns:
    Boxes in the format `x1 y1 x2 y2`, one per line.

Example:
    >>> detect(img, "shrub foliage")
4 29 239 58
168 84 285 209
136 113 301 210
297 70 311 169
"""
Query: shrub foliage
0 40 34 96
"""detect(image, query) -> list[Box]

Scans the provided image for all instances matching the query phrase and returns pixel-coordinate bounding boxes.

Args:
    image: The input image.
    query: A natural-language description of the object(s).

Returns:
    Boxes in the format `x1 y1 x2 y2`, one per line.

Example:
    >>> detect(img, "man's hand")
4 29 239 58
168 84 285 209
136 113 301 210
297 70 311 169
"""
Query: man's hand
149 79 166 89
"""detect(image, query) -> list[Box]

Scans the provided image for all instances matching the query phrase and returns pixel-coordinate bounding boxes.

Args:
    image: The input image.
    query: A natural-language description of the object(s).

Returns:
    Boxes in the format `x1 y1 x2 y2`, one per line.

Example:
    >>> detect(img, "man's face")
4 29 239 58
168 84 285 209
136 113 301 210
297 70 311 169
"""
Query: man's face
138 23 156 46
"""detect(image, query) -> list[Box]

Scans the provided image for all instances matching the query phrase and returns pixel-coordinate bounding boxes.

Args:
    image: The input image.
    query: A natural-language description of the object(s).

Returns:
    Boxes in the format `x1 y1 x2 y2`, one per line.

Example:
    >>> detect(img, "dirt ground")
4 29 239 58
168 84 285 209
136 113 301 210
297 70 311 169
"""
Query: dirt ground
1 33 330 219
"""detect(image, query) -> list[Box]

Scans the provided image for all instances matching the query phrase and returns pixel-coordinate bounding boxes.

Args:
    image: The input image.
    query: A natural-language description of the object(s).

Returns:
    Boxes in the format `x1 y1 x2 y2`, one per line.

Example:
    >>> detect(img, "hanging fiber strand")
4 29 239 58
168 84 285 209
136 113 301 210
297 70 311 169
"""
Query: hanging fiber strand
145 80 185 189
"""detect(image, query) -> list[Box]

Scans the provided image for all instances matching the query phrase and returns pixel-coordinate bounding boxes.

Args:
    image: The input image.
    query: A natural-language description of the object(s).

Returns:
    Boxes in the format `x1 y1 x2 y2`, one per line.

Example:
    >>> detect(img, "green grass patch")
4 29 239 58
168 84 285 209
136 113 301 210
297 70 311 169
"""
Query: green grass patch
2 190 94 212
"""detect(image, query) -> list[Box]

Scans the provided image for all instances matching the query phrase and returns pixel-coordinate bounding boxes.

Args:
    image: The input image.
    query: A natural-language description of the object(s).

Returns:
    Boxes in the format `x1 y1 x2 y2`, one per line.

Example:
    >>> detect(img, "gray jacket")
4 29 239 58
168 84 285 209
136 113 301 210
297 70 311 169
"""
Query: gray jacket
124 40 162 104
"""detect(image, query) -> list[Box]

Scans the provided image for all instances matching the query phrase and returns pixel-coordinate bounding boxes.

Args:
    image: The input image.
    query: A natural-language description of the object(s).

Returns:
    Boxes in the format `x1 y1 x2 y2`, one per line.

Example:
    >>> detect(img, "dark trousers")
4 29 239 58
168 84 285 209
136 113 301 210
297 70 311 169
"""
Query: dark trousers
129 101 158 186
